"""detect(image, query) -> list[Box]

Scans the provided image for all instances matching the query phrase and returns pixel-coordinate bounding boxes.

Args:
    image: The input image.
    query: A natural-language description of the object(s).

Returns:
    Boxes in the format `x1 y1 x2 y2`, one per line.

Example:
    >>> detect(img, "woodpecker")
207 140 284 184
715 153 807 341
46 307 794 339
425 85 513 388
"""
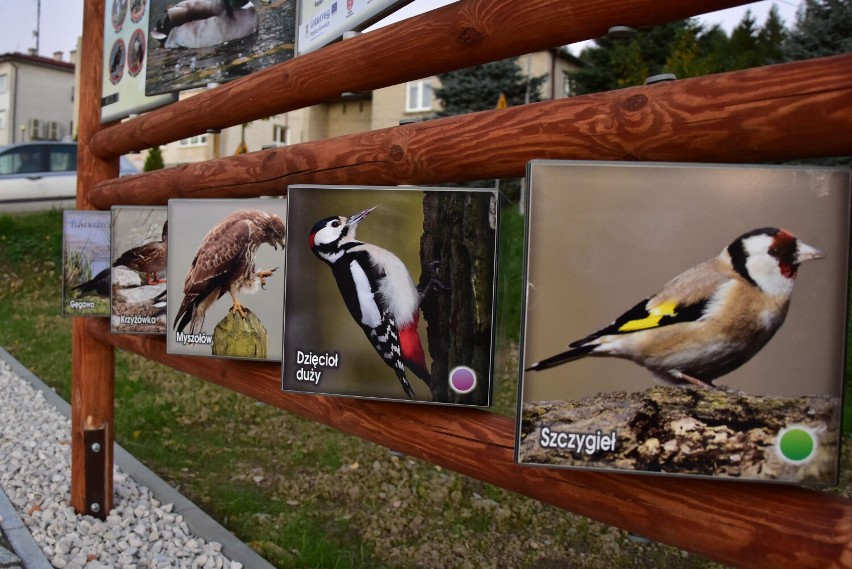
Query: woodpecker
309 206 431 399
526 227 824 389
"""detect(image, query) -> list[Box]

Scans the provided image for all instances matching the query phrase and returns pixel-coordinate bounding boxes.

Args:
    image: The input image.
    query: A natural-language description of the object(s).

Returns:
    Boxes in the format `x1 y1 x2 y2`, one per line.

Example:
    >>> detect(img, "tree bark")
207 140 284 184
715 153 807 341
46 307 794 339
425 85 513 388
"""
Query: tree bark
419 191 496 405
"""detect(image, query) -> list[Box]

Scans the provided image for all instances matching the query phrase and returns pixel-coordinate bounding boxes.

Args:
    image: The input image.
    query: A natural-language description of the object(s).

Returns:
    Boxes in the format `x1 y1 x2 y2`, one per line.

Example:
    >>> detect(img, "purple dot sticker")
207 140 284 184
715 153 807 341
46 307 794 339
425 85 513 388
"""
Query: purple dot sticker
449 366 477 394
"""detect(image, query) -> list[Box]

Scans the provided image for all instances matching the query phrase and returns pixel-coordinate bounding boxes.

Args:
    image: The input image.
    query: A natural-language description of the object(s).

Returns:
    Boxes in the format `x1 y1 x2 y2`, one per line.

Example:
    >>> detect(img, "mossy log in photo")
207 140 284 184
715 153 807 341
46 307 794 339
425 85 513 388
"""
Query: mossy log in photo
519 386 841 484
212 307 268 358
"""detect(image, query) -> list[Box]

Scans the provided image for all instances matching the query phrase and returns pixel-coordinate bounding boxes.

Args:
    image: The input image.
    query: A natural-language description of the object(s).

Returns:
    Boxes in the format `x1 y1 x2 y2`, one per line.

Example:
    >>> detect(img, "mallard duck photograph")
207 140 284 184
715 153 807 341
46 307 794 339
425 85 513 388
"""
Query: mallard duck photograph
113 220 168 285
110 208 170 334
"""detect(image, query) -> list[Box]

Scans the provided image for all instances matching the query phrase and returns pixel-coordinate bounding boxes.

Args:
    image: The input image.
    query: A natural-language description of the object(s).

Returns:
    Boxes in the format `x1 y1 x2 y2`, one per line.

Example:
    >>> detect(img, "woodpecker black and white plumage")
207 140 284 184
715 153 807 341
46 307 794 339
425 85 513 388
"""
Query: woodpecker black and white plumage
526 227 824 389
309 206 431 399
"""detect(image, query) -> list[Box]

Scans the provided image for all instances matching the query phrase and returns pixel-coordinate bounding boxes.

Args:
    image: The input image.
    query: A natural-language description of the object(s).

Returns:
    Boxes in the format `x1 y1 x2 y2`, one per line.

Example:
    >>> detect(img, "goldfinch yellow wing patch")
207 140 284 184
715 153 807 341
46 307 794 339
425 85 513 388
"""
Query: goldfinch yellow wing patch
617 300 678 332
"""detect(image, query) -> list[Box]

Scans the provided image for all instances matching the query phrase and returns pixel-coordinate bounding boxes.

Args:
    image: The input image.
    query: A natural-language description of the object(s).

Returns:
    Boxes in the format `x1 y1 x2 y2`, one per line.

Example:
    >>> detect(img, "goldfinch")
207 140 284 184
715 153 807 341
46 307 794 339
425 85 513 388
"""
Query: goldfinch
525 227 824 388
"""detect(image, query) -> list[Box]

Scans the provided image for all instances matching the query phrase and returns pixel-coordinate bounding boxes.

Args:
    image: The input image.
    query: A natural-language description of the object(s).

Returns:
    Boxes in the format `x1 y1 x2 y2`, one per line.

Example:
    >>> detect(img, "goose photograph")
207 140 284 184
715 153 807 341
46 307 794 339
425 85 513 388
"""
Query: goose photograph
62 210 113 317
102 0 177 122
145 0 296 95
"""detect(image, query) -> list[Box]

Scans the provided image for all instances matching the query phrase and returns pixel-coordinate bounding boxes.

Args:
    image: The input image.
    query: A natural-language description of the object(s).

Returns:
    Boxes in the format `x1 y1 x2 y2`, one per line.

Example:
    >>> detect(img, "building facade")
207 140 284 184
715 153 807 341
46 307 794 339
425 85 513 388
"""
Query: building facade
0 51 77 146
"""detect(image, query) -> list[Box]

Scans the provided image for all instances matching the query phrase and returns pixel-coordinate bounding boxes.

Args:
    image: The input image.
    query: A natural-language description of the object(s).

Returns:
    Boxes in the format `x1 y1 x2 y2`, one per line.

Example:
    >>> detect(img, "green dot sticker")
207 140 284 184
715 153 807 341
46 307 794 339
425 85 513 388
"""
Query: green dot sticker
776 426 817 464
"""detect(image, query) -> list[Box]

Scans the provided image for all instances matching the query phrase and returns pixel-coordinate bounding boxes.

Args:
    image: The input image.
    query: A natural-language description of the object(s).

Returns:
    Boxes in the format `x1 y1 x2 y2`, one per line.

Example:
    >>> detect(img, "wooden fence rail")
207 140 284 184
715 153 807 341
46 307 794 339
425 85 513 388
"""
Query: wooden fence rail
88 54 852 208
86 318 852 569
73 0 852 567
88 0 751 159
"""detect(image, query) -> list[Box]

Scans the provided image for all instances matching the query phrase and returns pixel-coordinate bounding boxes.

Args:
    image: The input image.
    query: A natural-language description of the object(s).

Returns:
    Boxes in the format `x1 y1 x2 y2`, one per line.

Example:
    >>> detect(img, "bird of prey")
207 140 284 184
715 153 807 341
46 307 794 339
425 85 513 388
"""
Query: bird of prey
113 221 168 285
173 209 285 334
526 227 823 389
72 267 111 298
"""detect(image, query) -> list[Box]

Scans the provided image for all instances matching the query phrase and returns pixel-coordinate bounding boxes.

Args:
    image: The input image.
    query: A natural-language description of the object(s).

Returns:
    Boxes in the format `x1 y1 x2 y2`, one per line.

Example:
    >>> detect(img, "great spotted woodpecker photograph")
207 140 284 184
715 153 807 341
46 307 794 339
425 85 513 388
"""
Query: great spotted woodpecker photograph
166 199 287 361
516 161 850 484
282 185 499 406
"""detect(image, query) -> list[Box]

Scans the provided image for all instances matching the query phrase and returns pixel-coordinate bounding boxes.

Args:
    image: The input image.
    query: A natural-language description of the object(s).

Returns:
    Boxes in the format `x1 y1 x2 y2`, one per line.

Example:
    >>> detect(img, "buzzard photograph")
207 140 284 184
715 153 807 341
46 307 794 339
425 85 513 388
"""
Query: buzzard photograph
167 200 287 360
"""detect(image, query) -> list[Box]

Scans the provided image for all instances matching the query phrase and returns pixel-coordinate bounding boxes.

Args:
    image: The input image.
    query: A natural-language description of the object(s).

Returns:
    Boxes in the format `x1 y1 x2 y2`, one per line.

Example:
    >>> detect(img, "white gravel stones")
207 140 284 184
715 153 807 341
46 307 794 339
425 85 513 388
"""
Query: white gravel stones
0 359 240 568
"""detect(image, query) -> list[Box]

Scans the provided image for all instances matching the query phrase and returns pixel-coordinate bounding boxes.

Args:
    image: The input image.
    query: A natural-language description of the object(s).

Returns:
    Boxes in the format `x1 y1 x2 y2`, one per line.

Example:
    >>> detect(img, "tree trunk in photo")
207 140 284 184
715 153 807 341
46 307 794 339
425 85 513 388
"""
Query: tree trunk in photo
420 191 496 406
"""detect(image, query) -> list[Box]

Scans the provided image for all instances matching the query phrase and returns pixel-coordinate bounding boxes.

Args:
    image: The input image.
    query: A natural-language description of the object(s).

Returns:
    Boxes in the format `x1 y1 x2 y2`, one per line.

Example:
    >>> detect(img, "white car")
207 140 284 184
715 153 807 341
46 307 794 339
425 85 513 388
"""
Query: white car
0 142 138 212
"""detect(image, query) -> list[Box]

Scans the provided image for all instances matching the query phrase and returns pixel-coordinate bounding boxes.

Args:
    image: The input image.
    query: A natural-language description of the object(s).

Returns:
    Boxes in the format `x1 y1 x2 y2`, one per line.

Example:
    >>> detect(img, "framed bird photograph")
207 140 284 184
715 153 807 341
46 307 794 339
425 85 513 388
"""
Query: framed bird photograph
516 160 851 485
110 206 169 334
145 0 297 96
101 0 177 122
281 185 499 406
62 210 112 317
166 198 287 360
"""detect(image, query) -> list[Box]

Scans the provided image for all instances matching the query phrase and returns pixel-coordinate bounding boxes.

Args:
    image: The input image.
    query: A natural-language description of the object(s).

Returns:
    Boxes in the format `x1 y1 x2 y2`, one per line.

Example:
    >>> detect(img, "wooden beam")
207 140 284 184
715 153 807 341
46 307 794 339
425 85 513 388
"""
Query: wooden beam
71 0 118 516
86 319 852 569
88 54 852 208
88 0 752 158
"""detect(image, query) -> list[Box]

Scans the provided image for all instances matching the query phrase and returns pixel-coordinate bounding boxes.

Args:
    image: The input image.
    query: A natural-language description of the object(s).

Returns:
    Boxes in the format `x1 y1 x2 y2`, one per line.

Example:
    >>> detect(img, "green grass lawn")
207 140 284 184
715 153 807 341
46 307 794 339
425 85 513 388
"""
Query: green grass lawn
1 209 847 569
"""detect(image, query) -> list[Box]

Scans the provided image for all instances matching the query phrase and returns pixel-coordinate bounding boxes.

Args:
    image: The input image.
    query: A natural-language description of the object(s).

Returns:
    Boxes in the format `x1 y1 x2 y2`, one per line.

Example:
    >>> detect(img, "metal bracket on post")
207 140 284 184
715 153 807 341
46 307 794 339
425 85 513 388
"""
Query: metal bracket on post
83 426 107 520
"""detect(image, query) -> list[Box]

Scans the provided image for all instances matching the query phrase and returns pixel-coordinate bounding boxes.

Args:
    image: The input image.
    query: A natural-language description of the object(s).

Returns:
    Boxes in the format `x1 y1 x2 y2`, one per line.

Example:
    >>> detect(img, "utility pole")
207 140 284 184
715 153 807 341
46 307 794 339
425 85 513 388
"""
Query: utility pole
34 0 41 54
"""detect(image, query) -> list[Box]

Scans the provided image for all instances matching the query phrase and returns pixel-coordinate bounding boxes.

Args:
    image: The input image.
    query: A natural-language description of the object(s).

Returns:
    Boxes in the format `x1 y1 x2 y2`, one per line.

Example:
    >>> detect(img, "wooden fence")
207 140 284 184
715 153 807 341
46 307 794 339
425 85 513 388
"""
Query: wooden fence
73 0 852 567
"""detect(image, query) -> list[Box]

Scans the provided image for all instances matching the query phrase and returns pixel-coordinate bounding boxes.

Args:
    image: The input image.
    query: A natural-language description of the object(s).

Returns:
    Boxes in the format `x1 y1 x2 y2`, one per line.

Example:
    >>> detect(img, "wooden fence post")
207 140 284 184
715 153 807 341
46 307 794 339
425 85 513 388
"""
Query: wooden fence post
66 0 852 564
70 0 118 519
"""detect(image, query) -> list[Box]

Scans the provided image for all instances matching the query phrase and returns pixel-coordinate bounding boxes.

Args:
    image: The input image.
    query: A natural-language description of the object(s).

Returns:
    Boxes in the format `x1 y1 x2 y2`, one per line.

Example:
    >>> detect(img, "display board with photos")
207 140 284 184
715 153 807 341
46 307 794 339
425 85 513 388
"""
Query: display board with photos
146 0 297 95
101 0 177 122
282 185 499 406
516 160 851 486
296 0 412 55
166 198 287 360
110 206 168 334
62 210 113 317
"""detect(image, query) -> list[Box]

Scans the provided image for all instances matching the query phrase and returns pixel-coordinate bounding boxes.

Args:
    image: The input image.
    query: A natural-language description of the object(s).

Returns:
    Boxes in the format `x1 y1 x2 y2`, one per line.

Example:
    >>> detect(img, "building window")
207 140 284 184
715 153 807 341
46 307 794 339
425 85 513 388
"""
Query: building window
406 80 433 112
0 75 7 94
272 124 288 146
179 134 208 146
562 71 573 98
0 110 5 131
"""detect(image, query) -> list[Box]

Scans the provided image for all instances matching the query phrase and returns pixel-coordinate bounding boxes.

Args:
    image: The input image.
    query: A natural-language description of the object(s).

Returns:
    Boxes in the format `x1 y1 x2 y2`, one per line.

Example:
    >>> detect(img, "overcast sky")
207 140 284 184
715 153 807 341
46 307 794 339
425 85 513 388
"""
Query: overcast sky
0 0 802 63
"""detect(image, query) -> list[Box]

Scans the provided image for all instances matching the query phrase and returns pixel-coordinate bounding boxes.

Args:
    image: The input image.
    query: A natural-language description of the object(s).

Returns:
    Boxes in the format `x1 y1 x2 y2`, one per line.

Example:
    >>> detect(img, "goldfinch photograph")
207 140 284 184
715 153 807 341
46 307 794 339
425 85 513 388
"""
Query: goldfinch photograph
516 160 851 483
525 226 825 389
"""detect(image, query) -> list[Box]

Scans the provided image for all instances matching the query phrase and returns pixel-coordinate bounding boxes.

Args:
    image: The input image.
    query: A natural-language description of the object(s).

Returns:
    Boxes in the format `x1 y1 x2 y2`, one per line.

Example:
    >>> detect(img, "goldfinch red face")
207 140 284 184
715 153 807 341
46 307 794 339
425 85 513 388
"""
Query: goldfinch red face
730 228 824 297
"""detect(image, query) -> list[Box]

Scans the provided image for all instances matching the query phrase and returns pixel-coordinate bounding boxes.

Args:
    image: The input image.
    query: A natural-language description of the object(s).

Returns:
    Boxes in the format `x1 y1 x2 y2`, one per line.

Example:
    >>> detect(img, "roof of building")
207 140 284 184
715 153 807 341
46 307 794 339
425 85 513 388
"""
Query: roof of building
0 52 74 72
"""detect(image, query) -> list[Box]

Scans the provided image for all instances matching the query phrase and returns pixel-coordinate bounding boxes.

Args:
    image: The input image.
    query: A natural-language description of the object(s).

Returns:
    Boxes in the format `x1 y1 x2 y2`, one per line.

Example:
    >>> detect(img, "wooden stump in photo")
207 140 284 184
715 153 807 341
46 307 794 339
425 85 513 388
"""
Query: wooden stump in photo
212 307 268 358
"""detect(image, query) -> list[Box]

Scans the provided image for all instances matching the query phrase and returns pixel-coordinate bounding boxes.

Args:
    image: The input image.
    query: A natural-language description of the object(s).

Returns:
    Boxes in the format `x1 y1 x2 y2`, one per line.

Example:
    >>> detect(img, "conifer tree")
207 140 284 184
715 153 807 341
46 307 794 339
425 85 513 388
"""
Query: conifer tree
758 5 787 63
435 57 546 117
783 0 852 60
143 146 165 172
